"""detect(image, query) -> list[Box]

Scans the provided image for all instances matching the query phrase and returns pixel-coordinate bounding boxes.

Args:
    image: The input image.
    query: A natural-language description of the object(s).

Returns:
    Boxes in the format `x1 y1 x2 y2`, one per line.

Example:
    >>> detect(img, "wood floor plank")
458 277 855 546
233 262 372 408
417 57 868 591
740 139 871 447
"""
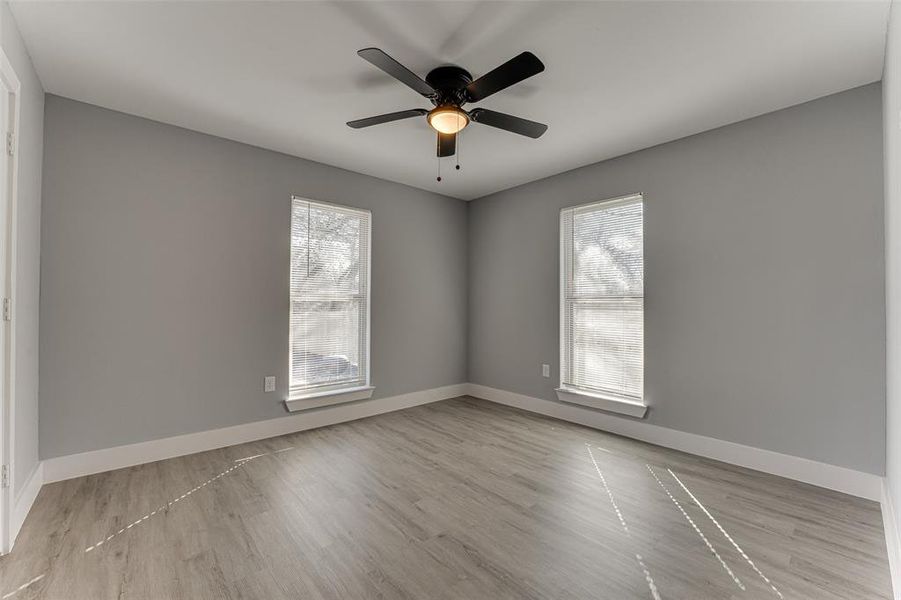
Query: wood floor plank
0 397 892 599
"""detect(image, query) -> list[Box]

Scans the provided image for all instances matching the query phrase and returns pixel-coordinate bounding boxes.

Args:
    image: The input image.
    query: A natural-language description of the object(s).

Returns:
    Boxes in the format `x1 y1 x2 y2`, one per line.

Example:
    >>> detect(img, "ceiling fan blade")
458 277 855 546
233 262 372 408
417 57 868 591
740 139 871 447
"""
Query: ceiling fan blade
347 109 428 129
437 132 456 157
465 52 544 102
469 108 547 138
357 48 436 97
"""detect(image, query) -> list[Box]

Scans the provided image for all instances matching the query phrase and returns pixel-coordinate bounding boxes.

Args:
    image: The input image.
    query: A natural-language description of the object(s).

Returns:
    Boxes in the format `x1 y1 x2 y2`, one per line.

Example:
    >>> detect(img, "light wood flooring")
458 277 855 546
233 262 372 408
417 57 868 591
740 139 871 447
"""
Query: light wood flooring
0 397 893 599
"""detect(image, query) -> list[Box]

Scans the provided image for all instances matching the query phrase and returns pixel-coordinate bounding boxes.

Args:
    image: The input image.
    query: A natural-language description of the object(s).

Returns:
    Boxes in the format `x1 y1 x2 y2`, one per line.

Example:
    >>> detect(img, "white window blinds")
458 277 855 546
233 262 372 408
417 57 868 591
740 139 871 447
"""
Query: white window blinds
290 197 370 398
561 194 643 401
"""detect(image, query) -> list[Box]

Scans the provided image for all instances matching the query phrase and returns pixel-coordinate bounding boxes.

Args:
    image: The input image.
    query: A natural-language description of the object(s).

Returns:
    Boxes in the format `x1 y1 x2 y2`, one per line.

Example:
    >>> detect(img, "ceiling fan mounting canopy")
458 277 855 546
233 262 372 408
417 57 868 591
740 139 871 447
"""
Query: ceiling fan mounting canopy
424 65 473 106
347 48 548 160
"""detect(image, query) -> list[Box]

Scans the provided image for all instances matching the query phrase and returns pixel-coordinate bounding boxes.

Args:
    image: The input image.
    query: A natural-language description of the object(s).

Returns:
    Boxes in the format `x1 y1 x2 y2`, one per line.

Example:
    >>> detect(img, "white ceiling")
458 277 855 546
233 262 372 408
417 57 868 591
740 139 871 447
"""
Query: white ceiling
9 1 890 200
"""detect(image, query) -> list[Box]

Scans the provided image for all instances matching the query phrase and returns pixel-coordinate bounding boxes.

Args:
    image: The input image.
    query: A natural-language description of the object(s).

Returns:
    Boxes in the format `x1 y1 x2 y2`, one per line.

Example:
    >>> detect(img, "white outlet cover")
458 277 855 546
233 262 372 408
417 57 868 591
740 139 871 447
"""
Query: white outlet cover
541 364 551 378
264 376 276 392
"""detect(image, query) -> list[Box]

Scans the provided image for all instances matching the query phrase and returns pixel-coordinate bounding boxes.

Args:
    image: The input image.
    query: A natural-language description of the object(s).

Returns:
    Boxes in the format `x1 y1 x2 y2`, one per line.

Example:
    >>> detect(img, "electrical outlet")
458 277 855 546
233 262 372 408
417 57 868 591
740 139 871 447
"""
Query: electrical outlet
264 376 276 392
541 364 550 378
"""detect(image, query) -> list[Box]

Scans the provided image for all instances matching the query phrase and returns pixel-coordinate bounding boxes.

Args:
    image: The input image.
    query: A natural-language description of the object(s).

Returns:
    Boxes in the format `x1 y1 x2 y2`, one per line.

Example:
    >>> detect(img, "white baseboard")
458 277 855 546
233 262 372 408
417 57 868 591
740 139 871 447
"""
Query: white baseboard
9 462 43 550
34 383 883 497
43 384 467 483
466 383 883 501
883 480 901 600
9 381 897 591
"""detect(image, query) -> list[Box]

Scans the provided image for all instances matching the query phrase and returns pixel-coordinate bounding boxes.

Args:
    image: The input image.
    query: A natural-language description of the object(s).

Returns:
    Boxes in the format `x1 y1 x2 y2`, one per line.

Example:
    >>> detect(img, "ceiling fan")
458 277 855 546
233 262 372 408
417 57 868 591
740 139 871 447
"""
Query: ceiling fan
347 48 548 161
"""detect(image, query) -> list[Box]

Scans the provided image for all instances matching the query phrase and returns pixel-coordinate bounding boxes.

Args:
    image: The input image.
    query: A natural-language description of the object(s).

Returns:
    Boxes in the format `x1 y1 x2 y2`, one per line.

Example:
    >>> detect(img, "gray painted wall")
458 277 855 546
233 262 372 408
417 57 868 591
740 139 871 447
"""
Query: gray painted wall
40 82 886 475
468 83 885 474
884 0 901 555
2 2 43 496
40 95 467 459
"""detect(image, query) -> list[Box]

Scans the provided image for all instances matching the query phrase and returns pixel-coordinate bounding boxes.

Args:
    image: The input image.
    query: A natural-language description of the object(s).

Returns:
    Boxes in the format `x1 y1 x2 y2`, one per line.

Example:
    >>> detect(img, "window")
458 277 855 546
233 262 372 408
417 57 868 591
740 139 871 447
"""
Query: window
559 194 644 414
289 197 371 403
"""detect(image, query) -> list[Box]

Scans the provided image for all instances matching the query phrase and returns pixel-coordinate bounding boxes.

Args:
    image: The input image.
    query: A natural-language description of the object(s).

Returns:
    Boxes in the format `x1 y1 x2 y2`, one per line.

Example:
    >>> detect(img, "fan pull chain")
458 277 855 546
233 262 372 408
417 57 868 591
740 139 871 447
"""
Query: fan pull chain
436 151 442 182
456 113 462 171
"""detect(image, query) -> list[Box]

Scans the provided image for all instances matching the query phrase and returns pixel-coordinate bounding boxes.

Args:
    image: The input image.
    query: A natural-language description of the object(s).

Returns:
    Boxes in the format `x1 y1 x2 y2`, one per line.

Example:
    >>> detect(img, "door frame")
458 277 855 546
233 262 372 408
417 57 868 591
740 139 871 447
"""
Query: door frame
0 47 21 555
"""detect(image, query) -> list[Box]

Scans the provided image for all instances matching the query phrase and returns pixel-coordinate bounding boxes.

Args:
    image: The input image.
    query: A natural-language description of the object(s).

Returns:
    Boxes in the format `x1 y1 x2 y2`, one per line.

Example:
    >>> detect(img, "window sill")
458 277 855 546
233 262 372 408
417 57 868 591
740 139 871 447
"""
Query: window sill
285 386 375 413
554 387 648 418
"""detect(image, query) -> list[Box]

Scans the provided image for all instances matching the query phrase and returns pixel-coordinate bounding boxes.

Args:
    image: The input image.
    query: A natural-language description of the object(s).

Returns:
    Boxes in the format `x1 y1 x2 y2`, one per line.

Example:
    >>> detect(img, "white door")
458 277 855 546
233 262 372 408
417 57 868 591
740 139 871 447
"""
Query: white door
0 49 19 554
0 70 10 554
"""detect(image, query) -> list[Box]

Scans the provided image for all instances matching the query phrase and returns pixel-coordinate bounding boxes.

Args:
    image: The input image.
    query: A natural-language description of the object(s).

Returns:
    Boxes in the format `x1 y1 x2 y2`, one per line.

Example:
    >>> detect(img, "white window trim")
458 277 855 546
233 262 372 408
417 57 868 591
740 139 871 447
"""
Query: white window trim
558 192 648 418
554 386 647 418
285 385 375 412
286 196 373 412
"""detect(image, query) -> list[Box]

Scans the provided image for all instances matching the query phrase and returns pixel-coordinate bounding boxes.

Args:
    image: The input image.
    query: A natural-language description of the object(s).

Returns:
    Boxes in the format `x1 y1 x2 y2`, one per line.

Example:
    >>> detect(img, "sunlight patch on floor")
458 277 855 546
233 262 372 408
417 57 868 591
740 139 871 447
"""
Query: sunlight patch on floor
1 574 44 599
586 445 662 600
667 468 783 599
84 447 296 553
646 464 745 591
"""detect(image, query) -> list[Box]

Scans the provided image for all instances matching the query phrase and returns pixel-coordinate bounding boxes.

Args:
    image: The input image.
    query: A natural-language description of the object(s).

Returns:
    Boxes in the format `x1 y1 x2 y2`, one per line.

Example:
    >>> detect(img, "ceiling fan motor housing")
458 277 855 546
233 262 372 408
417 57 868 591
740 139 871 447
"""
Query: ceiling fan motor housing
425 65 473 106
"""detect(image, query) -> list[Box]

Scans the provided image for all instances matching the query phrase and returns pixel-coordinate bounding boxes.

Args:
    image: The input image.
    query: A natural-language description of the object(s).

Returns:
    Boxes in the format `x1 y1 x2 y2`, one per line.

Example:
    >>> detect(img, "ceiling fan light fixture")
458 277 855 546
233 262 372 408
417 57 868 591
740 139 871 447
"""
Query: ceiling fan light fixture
428 107 469 134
